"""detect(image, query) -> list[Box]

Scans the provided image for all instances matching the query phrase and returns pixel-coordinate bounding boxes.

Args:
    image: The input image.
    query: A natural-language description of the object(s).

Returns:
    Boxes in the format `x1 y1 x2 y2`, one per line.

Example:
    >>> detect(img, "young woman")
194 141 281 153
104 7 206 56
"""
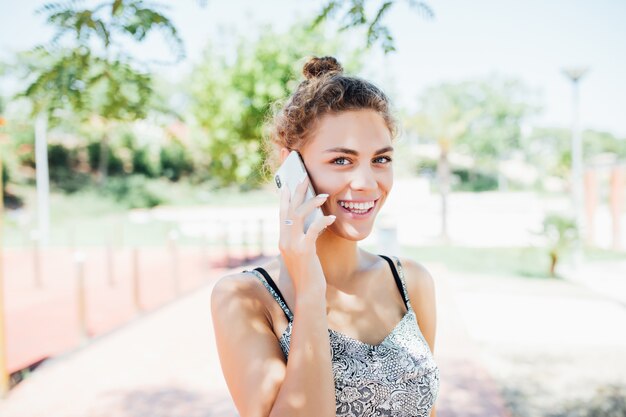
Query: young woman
211 56 440 417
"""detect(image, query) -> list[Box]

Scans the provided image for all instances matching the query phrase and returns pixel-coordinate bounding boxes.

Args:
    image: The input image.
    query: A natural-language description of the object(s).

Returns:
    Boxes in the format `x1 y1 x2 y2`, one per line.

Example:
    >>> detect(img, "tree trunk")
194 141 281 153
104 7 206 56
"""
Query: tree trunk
549 251 558 277
437 149 450 243
97 130 109 186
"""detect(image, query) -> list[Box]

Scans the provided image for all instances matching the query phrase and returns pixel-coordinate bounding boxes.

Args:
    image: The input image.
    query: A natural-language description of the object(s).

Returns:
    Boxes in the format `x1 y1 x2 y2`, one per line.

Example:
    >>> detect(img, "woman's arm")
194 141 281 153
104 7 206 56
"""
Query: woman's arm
400 258 437 354
400 257 438 417
211 274 335 417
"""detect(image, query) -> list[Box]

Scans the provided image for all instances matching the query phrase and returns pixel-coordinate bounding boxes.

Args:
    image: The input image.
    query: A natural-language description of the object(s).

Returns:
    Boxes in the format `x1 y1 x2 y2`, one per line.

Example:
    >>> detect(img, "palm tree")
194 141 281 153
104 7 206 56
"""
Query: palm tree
20 0 183 185
408 84 476 242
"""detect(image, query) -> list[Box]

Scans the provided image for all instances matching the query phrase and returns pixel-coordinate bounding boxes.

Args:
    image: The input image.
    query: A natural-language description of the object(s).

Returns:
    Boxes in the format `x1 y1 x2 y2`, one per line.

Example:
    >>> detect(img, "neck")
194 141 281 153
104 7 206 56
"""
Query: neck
315 229 362 289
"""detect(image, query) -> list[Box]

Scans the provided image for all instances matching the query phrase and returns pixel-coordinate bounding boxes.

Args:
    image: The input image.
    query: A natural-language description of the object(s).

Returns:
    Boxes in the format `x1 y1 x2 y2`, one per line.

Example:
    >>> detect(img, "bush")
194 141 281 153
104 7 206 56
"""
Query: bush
49 168 92 193
1 158 24 209
103 175 167 208
47 143 92 193
132 146 159 178
452 168 499 192
87 141 125 176
160 140 194 181
1 157 9 194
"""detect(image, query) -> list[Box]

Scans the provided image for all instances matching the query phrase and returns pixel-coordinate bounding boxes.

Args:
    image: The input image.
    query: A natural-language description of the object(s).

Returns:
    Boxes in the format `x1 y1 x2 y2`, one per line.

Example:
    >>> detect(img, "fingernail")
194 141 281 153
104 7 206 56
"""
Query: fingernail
318 193 329 198
329 215 336 220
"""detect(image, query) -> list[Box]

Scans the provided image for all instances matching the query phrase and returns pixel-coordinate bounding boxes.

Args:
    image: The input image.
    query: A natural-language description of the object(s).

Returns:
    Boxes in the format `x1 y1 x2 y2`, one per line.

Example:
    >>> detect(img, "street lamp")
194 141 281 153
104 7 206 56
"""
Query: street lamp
562 66 589 267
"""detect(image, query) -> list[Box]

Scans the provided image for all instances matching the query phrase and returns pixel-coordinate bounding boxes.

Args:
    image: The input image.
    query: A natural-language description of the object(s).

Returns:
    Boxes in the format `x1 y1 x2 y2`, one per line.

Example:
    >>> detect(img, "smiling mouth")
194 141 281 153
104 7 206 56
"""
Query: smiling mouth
336 198 379 216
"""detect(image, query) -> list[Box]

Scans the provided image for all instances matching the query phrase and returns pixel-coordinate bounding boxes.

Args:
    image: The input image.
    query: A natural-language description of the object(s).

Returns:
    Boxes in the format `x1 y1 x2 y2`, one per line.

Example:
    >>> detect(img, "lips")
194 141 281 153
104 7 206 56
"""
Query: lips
335 198 379 218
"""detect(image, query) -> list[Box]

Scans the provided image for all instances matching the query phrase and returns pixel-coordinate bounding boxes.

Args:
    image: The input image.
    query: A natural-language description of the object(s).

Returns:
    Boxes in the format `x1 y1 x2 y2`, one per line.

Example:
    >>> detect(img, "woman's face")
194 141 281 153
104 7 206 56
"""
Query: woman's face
283 109 394 241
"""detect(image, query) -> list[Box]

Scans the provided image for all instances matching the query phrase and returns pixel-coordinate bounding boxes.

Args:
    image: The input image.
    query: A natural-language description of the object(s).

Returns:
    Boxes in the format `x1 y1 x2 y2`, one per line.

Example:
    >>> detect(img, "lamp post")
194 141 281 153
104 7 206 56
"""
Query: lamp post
562 67 589 267
0 130 9 397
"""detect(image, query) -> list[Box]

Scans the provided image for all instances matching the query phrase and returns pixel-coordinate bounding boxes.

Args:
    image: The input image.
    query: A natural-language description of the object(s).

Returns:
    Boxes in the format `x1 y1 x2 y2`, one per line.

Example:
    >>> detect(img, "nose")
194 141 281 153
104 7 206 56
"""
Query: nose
350 164 378 191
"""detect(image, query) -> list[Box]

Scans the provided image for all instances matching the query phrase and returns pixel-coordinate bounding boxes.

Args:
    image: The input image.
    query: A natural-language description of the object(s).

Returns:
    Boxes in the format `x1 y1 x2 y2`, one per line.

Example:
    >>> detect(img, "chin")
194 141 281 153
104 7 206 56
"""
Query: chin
326 223 374 242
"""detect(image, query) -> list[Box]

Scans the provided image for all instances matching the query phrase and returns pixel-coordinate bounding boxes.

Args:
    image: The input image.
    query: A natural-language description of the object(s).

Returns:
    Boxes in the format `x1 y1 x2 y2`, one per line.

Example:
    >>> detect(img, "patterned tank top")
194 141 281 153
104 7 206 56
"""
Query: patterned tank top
244 255 440 417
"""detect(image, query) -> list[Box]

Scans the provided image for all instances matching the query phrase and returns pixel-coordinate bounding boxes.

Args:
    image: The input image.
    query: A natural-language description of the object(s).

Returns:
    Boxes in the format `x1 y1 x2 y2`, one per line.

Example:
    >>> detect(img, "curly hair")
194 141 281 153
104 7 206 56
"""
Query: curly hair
262 55 399 177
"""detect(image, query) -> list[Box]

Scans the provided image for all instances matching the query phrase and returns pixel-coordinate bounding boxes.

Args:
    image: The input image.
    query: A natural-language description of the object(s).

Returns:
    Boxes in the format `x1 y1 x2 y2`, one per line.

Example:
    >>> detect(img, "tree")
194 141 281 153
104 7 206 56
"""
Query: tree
18 0 183 185
524 127 626 184
407 77 537 240
409 85 475 241
312 0 434 53
540 213 578 277
188 21 362 189
454 77 539 189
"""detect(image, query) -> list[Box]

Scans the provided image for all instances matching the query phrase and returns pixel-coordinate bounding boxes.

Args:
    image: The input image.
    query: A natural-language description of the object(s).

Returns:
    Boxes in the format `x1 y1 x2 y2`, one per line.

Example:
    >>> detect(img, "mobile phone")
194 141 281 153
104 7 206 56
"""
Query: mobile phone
274 150 324 233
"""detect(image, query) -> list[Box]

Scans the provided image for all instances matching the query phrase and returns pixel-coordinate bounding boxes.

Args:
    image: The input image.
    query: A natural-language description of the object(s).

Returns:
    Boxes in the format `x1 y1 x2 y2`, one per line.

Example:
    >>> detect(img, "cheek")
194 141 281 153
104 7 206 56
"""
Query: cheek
379 172 393 193
307 168 339 195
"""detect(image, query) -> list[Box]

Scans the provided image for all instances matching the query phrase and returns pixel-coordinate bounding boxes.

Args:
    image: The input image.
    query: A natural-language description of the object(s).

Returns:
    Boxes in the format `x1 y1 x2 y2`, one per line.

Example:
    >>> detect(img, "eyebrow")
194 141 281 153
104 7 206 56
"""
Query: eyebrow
323 146 394 156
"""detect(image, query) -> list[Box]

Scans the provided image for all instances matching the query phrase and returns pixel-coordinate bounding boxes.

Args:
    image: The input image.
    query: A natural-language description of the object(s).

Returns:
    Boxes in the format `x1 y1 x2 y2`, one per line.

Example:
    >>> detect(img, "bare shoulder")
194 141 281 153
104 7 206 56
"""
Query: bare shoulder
397 256 436 296
210 270 276 341
397 256 437 354
211 270 259 298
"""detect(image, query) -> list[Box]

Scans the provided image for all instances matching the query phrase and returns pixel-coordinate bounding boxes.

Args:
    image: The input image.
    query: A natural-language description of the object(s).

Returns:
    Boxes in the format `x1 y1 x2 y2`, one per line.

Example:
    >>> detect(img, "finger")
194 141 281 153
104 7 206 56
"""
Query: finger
294 193 328 219
304 214 336 244
291 176 310 209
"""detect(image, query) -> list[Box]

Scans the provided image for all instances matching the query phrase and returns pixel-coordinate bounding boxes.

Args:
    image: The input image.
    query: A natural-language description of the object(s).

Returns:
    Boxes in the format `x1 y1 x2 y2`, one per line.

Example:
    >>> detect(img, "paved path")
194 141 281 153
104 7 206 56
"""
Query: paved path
0 259 512 417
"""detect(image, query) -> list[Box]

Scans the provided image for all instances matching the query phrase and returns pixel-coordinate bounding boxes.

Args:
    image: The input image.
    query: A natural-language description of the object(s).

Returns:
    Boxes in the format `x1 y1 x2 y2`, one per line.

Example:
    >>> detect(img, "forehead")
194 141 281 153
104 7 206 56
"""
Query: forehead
304 109 392 153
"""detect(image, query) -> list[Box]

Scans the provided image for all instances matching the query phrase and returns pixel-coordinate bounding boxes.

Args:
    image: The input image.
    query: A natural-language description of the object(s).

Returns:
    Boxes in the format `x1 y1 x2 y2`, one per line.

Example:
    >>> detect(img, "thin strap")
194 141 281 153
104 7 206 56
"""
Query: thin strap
378 254 412 311
244 267 294 322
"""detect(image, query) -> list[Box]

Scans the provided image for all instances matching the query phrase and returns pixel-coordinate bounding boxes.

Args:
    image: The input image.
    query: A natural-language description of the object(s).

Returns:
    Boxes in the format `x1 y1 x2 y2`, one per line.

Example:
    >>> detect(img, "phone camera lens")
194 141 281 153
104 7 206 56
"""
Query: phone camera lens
275 175 282 188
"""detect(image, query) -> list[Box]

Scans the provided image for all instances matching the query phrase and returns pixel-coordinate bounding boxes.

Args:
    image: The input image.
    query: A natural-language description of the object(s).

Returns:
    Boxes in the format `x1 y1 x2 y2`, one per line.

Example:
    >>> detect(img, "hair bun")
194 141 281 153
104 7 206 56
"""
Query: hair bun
302 56 343 80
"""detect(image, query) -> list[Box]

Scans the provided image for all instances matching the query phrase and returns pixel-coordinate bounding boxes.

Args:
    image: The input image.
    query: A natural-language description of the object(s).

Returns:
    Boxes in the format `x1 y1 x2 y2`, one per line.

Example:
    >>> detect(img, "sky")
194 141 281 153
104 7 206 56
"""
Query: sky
1 0 625 136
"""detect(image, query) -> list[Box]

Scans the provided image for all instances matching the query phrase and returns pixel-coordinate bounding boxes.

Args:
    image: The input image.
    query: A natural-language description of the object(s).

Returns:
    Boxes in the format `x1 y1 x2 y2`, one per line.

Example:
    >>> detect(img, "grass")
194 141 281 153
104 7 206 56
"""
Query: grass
399 244 625 279
402 245 552 278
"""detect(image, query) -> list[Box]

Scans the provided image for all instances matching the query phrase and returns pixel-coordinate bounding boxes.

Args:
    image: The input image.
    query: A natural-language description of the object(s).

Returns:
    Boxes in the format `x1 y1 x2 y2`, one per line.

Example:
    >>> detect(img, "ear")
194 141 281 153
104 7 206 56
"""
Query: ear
280 147 291 164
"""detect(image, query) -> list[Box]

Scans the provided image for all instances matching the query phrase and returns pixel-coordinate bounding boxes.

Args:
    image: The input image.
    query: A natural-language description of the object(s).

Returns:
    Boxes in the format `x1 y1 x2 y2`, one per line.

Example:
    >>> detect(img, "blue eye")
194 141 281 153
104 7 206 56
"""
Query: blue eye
330 156 393 165
332 157 351 165
375 156 393 164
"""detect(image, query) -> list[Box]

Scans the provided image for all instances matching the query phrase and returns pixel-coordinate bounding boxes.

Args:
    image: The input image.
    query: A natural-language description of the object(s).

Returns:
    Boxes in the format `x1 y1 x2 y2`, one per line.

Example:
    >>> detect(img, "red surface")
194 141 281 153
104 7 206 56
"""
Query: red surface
2 246 258 374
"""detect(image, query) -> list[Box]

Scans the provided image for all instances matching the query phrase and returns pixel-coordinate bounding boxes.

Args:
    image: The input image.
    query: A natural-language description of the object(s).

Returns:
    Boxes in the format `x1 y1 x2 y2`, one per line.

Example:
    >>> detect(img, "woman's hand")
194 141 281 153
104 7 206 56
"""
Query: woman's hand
278 176 336 295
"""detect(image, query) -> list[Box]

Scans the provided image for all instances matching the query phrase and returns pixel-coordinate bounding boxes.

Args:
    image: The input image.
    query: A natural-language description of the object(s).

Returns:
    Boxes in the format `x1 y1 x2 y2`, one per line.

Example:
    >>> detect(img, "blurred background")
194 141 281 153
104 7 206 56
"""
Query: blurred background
0 1 625 416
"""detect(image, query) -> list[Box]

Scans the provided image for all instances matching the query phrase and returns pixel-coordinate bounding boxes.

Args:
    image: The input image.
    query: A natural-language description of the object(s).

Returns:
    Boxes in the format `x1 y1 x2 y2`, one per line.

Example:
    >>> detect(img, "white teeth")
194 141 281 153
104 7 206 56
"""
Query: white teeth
339 201 375 210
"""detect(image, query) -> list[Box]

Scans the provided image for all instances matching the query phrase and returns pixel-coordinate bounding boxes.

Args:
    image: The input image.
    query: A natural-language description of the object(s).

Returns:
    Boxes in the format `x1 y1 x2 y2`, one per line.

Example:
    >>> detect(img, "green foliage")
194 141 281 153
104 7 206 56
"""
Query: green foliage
1 157 24 209
132 145 158 177
524 127 571 178
102 174 167 208
416 158 499 192
548 383 626 417
45 142 89 192
1 156 9 195
37 0 184 61
311 0 434 53
159 139 194 182
17 47 94 120
18 0 183 183
583 129 626 157
525 127 626 180
188 21 359 189
451 168 499 192
540 212 578 277
86 140 125 176
456 77 540 166
542 213 578 250
411 76 539 164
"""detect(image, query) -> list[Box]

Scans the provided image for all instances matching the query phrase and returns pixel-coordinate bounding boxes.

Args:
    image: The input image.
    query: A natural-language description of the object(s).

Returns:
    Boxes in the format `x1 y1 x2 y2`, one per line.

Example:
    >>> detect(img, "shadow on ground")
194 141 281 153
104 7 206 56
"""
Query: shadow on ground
87 386 239 417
